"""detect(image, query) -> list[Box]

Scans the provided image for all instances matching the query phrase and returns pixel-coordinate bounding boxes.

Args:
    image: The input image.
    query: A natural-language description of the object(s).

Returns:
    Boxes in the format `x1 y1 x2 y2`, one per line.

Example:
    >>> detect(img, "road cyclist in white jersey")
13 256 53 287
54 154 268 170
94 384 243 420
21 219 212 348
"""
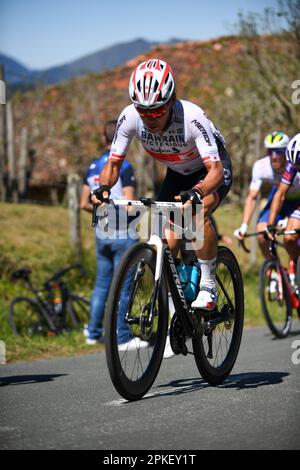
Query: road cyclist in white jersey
91 58 233 314
234 131 300 258
265 133 300 260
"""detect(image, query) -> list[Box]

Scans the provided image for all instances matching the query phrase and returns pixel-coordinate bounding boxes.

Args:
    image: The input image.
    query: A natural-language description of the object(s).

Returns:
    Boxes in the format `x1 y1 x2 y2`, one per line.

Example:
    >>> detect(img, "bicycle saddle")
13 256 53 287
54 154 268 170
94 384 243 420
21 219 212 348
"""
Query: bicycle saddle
11 268 32 280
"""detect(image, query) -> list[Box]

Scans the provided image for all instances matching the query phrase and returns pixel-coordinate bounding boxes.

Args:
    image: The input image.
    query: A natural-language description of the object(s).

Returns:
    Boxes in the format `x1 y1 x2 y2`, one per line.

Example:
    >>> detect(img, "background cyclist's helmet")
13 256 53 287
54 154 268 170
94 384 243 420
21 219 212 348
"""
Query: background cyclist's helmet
264 131 289 149
129 59 175 109
286 133 300 166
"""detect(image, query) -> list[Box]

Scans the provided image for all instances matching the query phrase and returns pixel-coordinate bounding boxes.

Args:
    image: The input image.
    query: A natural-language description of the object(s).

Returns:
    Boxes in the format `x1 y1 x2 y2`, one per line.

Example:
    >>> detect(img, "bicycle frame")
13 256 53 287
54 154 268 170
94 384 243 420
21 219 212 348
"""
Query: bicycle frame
241 229 300 310
95 199 232 339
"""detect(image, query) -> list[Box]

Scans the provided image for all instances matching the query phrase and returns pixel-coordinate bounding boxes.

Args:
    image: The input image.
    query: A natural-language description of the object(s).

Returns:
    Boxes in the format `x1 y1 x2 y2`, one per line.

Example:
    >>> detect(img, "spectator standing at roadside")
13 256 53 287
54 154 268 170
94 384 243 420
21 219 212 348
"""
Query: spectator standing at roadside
80 120 144 348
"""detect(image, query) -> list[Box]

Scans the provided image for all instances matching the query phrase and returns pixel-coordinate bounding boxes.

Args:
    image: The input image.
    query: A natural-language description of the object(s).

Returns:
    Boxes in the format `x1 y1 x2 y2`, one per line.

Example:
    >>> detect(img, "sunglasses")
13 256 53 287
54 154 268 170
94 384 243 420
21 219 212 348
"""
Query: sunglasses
135 103 169 119
267 148 286 156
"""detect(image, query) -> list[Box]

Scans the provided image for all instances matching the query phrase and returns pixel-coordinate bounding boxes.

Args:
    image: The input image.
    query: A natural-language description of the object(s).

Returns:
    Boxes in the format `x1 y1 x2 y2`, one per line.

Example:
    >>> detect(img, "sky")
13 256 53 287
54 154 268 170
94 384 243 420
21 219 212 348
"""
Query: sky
0 0 279 70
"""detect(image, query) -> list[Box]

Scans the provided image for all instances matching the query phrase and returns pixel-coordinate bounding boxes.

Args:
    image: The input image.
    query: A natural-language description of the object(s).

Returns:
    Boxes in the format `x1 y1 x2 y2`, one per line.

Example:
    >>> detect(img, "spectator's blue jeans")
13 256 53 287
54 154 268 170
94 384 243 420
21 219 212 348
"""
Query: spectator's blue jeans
88 236 137 343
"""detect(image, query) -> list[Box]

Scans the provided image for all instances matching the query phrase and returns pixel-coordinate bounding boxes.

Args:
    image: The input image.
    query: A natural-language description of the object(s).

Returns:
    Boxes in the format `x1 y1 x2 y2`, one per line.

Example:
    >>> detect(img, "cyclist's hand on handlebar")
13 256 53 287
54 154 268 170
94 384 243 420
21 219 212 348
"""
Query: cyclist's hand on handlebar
264 224 277 241
175 188 203 211
234 223 248 240
89 185 111 205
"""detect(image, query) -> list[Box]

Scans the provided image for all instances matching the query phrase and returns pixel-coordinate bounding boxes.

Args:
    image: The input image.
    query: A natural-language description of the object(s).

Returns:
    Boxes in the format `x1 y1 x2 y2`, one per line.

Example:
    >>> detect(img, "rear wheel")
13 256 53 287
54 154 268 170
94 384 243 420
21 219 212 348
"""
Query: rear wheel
105 243 168 401
192 246 244 385
9 297 50 336
260 259 292 338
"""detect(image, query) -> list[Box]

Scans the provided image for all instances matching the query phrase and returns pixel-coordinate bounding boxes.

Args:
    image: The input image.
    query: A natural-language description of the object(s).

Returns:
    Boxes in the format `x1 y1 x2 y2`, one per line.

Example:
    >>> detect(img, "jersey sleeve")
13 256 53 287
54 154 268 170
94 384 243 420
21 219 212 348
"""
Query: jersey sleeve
281 161 297 186
109 105 136 163
249 160 263 191
190 107 220 164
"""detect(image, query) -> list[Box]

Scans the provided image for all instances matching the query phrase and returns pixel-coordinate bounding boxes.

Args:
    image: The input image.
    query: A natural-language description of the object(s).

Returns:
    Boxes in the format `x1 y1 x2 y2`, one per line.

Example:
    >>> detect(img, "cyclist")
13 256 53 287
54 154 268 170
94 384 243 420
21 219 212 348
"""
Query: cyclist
266 132 300 260
91 58 232 311
233 131 299 258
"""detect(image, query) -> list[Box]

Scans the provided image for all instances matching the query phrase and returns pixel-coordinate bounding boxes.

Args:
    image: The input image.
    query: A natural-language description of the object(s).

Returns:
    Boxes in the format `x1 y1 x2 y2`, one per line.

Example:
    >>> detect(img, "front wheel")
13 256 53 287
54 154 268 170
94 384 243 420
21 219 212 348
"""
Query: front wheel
260 259 292 338
192 246 244 385
105 243 168 401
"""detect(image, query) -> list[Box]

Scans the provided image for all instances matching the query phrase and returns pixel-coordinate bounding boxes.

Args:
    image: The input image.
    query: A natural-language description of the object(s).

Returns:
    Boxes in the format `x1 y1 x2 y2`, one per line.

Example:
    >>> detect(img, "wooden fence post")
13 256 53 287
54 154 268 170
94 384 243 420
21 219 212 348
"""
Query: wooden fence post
0 64 7 202
6 101 18 202
67 173 82 261
18 127 28 198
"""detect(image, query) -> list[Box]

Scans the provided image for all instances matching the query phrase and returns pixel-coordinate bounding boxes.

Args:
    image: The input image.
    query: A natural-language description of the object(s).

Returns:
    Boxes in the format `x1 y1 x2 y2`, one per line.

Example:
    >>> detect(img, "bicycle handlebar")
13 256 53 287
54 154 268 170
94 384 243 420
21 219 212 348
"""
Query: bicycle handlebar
239 228 300 253
91 198 183 227
44 263 86 284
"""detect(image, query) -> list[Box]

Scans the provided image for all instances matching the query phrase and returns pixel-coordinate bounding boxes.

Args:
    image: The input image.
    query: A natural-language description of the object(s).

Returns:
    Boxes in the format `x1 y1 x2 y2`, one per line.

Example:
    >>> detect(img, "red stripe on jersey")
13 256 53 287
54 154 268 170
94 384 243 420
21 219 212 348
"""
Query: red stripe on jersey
202 155 220 163
145 148 182 162
109 153 125 161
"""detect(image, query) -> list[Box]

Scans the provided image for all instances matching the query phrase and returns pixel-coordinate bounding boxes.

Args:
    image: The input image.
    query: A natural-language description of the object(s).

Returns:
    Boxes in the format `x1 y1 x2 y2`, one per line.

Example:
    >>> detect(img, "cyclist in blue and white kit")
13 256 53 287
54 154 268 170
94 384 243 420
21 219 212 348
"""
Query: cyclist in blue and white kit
91 59 233 311
266 133 300 260
234 131 300 258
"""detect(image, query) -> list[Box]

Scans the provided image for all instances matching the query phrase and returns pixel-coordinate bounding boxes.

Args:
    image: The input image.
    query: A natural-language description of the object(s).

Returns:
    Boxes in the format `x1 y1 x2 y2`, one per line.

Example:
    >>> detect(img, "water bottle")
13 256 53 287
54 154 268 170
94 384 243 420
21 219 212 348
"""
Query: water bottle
176 261 200 302
52 282 63 314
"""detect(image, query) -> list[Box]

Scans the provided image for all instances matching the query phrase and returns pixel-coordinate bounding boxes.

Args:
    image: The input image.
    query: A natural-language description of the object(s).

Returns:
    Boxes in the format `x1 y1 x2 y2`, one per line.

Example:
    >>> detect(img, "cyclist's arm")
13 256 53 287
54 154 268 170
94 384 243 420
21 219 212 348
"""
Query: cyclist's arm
267 182 289 226
99 159 123 188
241 187 260 226
194 160 224 197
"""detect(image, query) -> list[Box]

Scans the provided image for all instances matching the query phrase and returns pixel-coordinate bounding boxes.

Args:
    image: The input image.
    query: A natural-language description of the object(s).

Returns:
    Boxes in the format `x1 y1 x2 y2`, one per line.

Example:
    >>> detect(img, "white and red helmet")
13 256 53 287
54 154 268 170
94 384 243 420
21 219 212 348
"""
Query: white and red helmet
129 59 175 109
286 133 300 166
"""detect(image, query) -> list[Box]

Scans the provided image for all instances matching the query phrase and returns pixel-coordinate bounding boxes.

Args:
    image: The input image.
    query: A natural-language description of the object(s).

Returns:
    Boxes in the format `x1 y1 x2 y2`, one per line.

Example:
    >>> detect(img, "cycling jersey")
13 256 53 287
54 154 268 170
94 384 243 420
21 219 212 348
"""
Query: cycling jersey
84 151 137 235
250 156 300 201
109 100 231 176
84 151 136 196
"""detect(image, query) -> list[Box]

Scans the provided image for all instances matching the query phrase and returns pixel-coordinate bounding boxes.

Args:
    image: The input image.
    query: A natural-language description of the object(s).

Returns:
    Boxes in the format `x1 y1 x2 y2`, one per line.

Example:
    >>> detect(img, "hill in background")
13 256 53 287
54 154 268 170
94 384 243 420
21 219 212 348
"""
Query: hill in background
1 37 186 87
10 33 300 201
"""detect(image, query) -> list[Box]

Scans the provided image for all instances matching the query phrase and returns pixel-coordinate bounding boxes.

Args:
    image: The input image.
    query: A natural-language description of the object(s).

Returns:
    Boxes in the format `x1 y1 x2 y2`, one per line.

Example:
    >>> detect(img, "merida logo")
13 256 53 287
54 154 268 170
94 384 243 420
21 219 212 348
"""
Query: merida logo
191 119 212 146
167 252 188 308
113 115 126 143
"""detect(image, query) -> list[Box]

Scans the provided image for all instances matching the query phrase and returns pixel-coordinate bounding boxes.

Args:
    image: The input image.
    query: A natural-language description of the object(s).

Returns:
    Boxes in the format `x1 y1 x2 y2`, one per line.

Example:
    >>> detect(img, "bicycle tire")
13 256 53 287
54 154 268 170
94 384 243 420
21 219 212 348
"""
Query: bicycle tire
67 293 90 330
192 246 244 385
105 242 168 401
9 297 53 336
259 259 292 338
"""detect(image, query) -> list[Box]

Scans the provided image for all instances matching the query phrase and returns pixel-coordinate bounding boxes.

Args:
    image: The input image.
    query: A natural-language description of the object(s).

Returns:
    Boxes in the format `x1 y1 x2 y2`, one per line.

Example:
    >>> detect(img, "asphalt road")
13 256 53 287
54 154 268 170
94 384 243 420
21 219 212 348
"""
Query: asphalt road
1 325 300 450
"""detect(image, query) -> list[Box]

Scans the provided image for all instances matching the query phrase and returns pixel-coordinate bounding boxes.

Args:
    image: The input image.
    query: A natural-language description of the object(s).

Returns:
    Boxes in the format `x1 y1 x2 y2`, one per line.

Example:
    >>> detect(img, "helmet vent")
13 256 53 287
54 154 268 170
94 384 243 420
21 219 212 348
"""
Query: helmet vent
153 80 159 92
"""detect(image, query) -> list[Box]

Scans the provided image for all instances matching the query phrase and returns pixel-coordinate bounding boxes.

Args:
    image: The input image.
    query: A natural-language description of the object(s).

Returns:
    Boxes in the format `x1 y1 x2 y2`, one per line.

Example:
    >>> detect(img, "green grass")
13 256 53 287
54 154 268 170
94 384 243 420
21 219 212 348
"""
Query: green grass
0 201 277 363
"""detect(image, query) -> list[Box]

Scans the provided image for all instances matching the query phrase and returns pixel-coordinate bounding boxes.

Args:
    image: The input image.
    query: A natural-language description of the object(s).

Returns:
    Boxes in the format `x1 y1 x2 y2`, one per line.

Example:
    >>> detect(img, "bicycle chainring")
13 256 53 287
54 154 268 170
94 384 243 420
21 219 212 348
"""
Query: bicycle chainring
169 314 188 356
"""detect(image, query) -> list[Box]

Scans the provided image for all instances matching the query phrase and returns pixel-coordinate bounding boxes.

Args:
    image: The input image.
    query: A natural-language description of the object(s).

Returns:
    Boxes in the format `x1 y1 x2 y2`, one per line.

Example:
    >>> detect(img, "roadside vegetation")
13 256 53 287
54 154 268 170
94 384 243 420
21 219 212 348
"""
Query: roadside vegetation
0 201 278 363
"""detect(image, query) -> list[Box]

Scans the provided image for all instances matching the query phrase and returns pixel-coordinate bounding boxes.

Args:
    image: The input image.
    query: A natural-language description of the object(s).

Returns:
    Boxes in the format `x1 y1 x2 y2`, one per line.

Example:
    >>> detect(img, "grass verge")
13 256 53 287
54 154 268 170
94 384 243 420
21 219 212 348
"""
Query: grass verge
0 201 276 363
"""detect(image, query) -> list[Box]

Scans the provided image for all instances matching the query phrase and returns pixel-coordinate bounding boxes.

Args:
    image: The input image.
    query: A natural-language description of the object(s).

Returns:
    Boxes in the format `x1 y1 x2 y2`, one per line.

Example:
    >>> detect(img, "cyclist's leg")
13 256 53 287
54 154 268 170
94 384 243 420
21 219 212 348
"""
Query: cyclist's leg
156 168 184 256
88 238 113 340
192 170 232 309
283 208 300 259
